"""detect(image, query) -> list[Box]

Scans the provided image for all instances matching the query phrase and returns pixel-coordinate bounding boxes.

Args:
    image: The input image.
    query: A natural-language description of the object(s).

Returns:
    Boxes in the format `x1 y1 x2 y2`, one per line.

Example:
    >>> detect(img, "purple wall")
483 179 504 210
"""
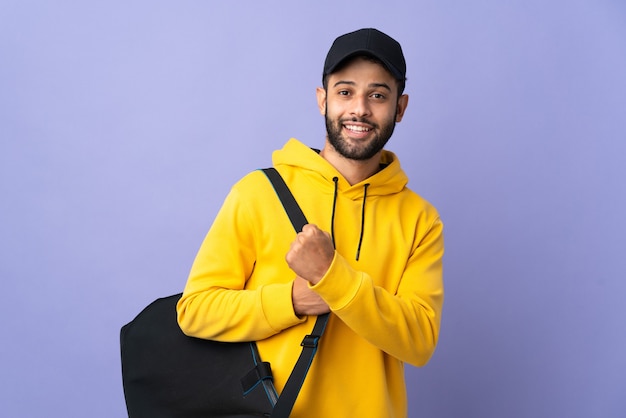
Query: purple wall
1 1 624 417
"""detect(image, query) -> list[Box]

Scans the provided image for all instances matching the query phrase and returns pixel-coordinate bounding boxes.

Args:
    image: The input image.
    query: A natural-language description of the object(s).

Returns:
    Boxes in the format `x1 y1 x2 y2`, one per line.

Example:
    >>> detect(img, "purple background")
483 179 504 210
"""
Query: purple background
1 1 625 417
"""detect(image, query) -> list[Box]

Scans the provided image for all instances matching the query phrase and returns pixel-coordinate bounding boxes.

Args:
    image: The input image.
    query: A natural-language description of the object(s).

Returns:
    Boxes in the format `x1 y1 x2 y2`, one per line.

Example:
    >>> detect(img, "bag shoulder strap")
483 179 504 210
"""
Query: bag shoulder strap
262 167 307 232
261 167 330 418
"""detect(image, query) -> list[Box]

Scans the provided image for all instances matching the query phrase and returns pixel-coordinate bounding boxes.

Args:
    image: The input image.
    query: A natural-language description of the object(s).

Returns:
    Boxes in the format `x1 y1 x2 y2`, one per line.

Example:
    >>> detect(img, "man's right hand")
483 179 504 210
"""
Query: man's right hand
291 276 330 316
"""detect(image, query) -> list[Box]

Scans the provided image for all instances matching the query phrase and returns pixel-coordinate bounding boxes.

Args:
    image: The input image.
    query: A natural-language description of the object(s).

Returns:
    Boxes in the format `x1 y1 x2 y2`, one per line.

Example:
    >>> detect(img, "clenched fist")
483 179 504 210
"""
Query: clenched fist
285 224 335 285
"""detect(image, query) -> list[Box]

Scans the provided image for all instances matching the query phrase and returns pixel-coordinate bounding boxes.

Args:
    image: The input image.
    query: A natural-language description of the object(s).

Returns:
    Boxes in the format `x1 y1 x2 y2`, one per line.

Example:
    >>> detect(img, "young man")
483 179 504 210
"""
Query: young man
177 28 444 417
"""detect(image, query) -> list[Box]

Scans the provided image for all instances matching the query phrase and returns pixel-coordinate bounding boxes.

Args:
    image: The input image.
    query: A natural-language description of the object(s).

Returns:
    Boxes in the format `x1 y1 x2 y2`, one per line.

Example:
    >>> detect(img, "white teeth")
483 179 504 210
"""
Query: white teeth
345 125 371 132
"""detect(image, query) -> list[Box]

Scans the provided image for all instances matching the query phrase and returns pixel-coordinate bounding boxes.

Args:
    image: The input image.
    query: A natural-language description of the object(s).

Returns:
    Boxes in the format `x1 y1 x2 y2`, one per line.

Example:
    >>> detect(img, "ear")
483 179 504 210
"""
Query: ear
316 87 327 115
395 94 409 122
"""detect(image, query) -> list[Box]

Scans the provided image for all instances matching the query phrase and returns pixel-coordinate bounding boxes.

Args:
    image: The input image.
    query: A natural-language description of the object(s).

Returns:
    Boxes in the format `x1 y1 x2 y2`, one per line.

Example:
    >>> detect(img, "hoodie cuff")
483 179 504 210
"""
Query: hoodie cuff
260 281 306 332
311 253 362 311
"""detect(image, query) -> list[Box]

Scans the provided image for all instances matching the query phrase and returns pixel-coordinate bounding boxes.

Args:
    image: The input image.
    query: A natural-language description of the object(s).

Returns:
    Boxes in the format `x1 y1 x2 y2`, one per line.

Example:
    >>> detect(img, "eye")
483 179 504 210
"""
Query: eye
338 90 350 96
371 93 385 100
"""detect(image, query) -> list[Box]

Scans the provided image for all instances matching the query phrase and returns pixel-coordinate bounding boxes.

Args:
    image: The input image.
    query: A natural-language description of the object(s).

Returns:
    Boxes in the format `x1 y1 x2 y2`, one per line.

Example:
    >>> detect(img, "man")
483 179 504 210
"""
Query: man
177 28 444 417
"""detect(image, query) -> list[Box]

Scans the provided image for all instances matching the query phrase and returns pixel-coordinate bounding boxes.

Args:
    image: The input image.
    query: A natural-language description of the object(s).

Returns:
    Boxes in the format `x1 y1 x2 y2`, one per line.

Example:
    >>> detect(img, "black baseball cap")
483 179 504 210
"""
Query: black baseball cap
323 28 406 81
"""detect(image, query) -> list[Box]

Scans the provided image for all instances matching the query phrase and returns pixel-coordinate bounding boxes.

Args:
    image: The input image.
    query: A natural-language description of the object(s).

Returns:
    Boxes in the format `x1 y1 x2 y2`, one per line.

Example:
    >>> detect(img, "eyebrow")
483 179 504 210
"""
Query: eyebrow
332 80 392 92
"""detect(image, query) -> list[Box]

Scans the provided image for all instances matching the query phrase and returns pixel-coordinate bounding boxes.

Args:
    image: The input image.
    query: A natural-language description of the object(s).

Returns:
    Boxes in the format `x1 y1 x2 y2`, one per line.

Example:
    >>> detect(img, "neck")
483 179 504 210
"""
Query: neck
320 141 382 185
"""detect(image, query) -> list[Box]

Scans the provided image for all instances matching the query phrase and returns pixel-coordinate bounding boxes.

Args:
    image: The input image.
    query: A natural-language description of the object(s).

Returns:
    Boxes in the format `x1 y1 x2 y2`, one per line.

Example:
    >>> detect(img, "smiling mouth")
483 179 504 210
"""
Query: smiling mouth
344 124 372 133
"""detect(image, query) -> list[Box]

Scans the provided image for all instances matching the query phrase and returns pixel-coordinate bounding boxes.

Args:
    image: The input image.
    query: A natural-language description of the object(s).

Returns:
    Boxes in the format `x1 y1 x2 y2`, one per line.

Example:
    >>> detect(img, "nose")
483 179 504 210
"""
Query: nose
350 94 371 118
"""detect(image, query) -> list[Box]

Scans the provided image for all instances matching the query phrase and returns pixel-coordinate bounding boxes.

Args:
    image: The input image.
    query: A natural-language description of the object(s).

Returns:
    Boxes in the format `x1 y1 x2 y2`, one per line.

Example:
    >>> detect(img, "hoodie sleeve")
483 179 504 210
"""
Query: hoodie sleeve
311 216 444 367
177 176 306 341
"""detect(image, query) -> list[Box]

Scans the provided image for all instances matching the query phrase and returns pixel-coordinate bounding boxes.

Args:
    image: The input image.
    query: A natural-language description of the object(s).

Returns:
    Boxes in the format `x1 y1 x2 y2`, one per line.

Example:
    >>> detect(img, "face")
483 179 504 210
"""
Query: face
317 57 408 161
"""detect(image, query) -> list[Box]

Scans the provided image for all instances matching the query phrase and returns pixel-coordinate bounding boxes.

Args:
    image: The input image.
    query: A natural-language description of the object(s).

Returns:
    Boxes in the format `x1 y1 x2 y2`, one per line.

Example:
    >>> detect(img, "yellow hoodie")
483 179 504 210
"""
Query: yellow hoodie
177 138 444 417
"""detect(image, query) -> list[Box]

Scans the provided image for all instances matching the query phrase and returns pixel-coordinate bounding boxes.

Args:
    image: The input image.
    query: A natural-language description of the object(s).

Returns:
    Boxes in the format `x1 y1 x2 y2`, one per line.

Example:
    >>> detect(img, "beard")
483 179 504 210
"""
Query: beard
325 111 396 161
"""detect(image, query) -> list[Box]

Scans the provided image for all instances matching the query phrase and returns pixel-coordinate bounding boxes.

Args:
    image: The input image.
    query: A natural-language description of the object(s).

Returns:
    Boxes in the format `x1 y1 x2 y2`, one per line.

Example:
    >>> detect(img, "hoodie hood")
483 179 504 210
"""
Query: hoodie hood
272 138 409 200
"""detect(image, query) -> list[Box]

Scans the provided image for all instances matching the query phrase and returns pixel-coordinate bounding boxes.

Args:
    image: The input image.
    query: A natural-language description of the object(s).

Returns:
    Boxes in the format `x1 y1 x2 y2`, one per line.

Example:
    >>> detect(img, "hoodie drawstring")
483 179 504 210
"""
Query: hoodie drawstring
355 183 369 261
330 177 339 249
330 177 369 261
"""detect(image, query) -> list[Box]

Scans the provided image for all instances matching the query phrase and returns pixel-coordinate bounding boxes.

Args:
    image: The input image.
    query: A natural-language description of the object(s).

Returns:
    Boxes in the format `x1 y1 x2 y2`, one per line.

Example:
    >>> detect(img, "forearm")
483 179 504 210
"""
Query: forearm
177 280 303 341
312 251 443 366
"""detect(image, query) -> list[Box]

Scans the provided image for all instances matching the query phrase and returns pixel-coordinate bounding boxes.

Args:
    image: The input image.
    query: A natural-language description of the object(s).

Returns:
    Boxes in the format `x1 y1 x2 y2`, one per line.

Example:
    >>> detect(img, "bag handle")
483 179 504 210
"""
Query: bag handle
262 168 330 418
